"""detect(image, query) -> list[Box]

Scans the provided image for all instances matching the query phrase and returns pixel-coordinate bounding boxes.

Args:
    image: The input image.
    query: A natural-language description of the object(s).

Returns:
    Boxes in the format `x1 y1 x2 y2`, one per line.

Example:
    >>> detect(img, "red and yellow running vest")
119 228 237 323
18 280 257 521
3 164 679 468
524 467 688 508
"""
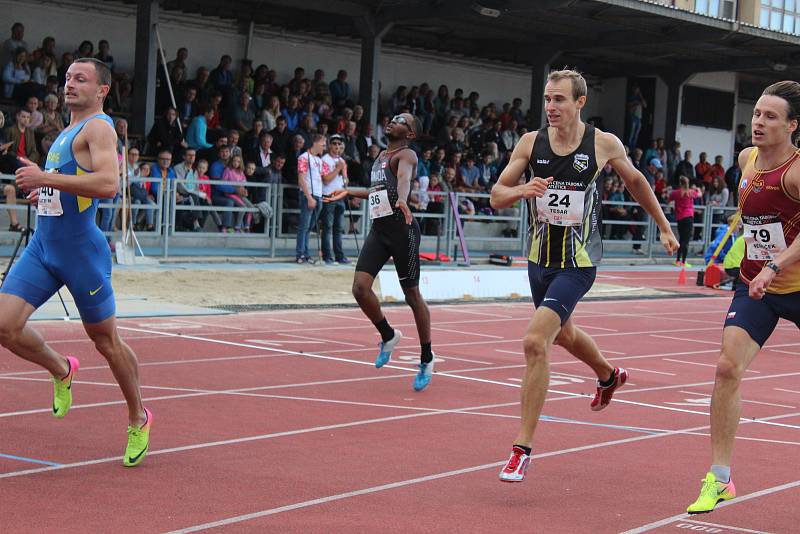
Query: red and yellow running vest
738 147 800 294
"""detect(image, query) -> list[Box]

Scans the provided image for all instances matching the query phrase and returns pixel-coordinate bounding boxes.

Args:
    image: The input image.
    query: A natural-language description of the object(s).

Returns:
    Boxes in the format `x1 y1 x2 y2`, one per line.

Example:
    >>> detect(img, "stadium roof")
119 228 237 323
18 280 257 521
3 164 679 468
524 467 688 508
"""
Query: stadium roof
144 0 800 80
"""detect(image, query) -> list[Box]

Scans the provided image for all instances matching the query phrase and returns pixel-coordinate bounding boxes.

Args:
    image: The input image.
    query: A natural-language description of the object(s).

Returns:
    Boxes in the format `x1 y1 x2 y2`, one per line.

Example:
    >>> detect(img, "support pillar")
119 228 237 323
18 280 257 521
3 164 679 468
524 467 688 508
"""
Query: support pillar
131 0 158 136
661 71 692 150
356 17 393 127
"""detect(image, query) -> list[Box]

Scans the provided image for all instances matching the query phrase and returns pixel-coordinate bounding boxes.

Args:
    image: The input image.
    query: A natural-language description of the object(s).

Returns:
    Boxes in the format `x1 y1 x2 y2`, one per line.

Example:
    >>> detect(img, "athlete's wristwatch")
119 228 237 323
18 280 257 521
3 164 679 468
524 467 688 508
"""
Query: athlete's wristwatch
765 261 782 275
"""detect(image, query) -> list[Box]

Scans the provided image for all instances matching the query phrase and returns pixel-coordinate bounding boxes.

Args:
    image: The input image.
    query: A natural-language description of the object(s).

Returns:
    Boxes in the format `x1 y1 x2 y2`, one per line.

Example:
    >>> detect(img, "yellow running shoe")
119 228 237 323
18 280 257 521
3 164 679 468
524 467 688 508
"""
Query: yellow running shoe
52 356 80 419
123 408 152 467
687 472 736 514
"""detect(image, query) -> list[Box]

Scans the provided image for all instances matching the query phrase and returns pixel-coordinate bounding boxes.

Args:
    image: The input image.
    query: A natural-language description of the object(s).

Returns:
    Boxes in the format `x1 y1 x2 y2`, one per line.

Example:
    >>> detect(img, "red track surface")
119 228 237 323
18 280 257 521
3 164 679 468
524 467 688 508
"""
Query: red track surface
1 270 798 533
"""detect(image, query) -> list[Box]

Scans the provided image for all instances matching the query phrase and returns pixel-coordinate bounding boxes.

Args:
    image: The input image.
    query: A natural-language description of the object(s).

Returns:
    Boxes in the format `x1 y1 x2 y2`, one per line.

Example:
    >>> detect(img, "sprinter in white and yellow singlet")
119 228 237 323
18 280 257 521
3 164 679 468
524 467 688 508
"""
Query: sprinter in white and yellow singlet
490 70 678 482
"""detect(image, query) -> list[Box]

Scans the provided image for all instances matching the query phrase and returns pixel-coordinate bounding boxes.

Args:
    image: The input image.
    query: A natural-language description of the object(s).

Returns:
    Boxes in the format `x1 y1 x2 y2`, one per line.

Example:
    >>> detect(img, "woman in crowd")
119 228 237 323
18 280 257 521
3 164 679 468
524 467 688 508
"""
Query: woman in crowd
669 175 701 267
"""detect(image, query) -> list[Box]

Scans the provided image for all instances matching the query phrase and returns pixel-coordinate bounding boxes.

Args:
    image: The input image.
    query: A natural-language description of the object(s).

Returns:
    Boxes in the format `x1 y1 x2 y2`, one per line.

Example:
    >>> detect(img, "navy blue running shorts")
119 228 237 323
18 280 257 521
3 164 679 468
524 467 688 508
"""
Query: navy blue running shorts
724 280 800 347
527 262 596 325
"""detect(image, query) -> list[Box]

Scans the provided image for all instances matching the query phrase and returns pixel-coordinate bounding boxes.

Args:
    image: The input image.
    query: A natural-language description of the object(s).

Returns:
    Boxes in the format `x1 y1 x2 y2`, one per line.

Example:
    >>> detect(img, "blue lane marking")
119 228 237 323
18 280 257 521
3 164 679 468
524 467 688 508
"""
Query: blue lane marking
0 453 62 466
541 415 661 435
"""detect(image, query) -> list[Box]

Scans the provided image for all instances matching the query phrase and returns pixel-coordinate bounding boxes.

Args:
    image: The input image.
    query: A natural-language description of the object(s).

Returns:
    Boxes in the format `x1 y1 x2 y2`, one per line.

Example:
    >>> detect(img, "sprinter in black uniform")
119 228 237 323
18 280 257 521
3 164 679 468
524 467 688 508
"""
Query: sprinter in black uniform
327 113 434 391
491 69 678 482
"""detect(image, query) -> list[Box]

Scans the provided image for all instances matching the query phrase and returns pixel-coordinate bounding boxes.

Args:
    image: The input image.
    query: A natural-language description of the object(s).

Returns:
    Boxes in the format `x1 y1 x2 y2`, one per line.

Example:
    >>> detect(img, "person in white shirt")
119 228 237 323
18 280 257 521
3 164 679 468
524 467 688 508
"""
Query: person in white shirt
320 133 350 264
296 134 326 263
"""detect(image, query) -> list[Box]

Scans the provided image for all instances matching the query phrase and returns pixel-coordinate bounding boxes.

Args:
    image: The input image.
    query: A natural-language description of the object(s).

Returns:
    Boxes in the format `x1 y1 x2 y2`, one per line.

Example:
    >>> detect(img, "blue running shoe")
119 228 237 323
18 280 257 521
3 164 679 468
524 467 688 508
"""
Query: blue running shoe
375 329 402 368
413 357 435 391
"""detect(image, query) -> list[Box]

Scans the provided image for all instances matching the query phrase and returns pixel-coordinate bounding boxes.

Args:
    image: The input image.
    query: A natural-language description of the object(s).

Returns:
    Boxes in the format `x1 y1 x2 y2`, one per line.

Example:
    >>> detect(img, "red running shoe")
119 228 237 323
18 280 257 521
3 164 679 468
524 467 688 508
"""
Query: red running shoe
590 367 628 412
499 446 531 482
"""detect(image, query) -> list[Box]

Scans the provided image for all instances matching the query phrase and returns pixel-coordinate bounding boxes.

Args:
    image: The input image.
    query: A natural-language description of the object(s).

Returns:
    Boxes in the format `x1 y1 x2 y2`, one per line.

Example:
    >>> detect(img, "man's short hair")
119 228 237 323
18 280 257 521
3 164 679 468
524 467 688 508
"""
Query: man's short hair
547 69 588 101
73 57 112 86
311 134 325 145
259 131 273 140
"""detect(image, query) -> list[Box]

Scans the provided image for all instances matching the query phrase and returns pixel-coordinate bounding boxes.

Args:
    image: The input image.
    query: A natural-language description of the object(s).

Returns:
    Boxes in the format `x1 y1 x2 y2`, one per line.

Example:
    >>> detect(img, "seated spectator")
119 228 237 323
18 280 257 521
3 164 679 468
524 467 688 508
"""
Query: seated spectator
704 213 740 266
221 154 253 232
176 86 198 128
249 130 273 177
329 69 352 111
707 175 729 223
75 40 93 59
111 78 133 114
260 95 281 132
179 158 221 231
458 154 482 193
147 106 184 157
57 52 73 86
209 55 233 92
243 160 271 230
2 23 27 66
94 40 115 72
226 128 242 160
476 150 498 188
0 111 24 230
500 119 520 153
150 150 176 201
3 47 31 99
281 96 301 131
5 108 39 165
24 96 43 130
31 53 57 85
231 91 255 133
186 107 214 151
131 162 156 231
356 122 377 162
269 115 291 155
167 48 189 76
37 93 63 135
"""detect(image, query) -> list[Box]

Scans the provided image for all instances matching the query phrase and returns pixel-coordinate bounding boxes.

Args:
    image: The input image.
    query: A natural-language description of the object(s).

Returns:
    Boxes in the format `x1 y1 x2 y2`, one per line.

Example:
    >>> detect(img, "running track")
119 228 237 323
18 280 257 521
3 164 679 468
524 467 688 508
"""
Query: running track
0 269 798 533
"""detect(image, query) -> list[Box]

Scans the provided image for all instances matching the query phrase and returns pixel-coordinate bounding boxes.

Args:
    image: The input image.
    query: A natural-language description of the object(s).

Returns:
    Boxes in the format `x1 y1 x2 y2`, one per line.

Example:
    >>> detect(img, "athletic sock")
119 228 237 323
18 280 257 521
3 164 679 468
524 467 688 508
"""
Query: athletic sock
513 444 532 456
61 358 72 380
599 369 616 388
420 342 433 364
711 464 731 484
374 318 395 343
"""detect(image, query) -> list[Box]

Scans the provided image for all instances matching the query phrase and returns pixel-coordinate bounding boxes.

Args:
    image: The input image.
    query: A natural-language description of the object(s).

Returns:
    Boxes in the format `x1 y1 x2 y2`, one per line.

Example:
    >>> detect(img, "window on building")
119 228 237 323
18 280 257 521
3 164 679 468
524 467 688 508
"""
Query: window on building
760 0 800 34
695 0 734 18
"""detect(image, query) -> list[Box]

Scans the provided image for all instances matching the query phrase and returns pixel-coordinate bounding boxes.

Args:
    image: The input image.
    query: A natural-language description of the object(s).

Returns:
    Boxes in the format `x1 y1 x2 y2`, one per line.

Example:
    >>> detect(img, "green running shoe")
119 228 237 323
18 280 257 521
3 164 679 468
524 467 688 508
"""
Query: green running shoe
52 356 79 419
687 472 736 514
124 408 152 467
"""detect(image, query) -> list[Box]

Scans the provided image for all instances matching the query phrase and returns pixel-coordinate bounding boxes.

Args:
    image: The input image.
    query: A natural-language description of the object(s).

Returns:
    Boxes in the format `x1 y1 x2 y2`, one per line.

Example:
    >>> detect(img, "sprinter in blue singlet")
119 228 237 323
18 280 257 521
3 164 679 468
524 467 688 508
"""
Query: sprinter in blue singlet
1 58 152 467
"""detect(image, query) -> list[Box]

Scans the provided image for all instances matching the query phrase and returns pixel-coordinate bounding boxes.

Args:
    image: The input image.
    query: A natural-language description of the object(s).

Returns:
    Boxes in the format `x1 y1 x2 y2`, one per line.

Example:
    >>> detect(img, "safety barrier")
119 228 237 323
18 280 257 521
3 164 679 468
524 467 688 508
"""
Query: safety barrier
0 174 741 260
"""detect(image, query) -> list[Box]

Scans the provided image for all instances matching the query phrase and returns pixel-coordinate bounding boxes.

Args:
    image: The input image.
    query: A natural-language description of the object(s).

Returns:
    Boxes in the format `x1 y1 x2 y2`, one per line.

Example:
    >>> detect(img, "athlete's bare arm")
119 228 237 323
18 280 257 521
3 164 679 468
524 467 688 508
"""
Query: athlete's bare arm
748 154 800 299
602 131 678 254
490 132 552 209
394 149 416 225
15 119 119 198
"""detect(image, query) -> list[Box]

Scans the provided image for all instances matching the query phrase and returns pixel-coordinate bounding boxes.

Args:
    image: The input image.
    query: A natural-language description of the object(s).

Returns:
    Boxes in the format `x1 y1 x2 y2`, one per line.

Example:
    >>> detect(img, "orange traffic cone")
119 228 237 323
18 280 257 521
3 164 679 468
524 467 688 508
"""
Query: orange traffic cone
677 266 687 285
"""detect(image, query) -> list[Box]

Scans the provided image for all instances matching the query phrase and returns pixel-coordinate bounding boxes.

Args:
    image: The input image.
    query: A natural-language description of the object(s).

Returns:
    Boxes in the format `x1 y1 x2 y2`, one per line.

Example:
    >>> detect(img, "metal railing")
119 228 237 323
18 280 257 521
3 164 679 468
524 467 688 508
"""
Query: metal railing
0 174 740 261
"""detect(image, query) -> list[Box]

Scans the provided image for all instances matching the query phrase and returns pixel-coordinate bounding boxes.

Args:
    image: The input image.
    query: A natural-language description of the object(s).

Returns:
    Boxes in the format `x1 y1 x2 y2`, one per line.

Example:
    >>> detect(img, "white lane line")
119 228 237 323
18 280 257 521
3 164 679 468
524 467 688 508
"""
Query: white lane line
664 358 760 374
680 390 796 409
775 388 800 395
627 367 676 376
431 327 505 339
0 399 525 480
681 520 772 534
0 373 421 418
620 478 800 533
163 412 799 534
436 307 513 319
170 319 247 331
652 334 720 345
396 350 492 366
278 332 363 347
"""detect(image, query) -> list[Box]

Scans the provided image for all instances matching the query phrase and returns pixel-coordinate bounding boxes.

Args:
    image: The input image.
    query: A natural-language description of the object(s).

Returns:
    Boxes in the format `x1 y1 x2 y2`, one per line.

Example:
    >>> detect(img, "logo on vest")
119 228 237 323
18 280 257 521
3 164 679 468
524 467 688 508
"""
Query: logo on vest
536 159 550 165
752 176 764 193
573 153 589 173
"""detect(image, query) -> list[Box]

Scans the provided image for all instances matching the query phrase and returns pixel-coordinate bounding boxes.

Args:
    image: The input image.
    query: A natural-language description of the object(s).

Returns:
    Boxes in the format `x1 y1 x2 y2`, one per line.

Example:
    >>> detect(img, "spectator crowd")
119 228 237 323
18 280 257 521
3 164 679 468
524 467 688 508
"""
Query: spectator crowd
0 21 750 259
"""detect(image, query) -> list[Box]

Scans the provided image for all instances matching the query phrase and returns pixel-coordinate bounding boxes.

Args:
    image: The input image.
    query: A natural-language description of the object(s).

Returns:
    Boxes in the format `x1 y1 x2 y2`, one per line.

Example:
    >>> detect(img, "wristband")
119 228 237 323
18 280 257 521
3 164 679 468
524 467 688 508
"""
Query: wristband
765 261 782 275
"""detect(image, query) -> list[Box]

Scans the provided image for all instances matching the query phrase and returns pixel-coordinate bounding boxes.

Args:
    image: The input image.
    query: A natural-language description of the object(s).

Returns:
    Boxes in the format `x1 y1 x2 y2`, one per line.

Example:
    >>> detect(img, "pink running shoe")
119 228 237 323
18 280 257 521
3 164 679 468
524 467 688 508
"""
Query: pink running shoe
499 446 531 482
590 367 627 411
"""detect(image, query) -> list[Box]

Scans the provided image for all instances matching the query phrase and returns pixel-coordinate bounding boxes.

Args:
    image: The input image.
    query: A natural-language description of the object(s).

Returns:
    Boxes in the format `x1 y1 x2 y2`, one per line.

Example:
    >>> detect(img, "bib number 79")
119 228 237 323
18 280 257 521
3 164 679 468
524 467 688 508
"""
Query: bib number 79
547 193 571 208
750 228 770 242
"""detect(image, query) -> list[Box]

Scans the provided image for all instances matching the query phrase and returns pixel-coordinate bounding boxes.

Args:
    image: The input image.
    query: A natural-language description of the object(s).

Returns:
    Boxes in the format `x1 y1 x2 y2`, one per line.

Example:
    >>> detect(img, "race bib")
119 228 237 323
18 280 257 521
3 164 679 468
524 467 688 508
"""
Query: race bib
535 187 585 226
368 188 392 219
743 219 787 260
37 186 63 216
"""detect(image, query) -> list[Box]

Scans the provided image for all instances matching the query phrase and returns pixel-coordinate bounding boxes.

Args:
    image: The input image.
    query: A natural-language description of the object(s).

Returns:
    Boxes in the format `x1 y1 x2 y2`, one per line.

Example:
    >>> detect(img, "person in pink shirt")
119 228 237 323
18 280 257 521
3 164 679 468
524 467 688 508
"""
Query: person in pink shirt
221 154 253 231
669 175 701 267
